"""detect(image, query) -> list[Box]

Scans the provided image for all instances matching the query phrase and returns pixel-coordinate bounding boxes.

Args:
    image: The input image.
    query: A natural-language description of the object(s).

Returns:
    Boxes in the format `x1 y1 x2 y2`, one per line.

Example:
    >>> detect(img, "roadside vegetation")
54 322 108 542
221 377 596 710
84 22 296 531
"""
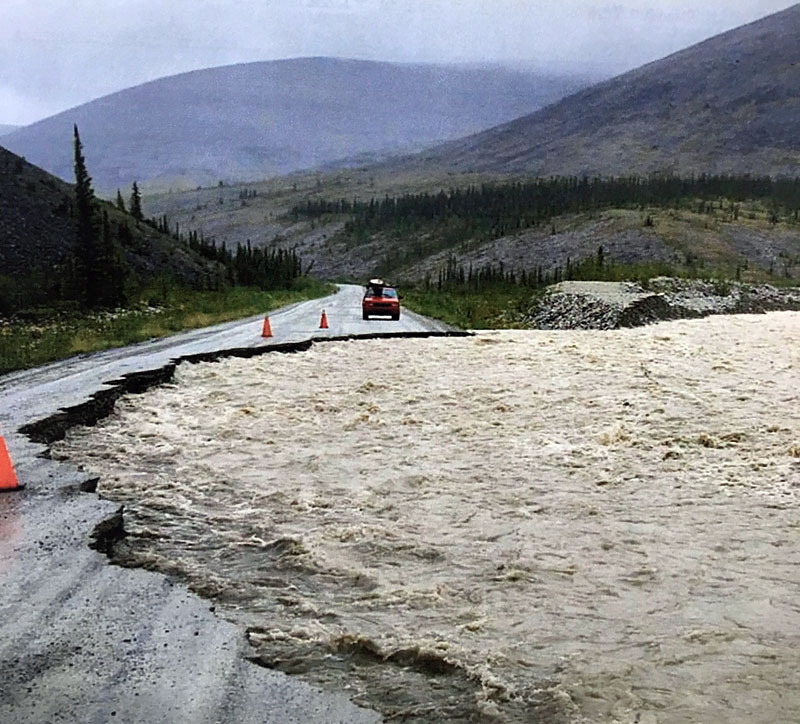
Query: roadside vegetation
0 128 328 376
0 279 332 375
402 284 541 329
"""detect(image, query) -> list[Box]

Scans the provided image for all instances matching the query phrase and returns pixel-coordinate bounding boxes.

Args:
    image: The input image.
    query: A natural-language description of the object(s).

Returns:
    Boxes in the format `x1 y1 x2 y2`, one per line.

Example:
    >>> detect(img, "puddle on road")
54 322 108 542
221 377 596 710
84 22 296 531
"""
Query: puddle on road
54 313 800 723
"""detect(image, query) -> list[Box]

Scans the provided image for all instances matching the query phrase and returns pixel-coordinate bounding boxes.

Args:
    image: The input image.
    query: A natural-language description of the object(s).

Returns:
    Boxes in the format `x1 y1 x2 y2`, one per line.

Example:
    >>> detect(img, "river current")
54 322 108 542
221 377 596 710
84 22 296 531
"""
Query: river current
54 312 800 722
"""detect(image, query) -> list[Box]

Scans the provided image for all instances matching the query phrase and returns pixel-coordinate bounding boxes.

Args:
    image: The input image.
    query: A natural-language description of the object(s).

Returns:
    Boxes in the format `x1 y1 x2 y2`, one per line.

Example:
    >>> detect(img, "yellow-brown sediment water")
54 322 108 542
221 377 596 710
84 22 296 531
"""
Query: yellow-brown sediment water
55 312 800 723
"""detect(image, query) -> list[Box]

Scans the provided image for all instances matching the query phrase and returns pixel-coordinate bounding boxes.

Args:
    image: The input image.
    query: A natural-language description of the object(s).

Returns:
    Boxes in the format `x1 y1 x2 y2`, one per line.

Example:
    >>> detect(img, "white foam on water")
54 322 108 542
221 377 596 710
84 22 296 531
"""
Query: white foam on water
56 312 800 723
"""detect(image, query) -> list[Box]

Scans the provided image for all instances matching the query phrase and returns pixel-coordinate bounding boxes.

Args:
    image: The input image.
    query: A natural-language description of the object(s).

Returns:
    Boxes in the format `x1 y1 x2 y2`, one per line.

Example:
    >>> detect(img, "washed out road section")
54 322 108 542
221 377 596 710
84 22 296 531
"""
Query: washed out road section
54 312 800 723
0 283 450 431
1 283 456 724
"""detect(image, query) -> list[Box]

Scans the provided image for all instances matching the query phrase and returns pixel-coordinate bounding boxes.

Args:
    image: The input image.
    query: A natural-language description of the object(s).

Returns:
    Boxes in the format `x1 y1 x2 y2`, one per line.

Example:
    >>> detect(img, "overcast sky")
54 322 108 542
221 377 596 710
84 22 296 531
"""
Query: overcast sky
1 0 795 125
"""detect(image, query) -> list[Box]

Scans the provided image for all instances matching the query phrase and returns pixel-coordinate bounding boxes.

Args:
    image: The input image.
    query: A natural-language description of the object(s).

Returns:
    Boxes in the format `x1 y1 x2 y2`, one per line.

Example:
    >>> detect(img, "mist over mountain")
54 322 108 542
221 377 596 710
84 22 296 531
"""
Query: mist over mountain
0 125 18 137
2 58 588 194
400 5 800 178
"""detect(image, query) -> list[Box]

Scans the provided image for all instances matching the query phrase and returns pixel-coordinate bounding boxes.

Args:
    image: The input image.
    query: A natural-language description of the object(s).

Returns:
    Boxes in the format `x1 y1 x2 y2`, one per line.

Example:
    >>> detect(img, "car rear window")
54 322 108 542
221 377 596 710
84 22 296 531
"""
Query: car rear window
364 287 398 298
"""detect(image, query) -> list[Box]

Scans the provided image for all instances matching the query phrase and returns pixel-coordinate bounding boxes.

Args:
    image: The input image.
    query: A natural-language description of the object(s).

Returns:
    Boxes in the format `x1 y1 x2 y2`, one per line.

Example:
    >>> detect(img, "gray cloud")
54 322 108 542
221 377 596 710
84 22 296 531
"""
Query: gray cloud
0 0 794 124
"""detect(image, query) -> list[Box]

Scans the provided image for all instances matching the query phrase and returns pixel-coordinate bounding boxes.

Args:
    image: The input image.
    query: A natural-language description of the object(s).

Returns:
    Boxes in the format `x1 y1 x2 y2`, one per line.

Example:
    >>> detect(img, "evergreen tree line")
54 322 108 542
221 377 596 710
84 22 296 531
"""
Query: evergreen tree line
118 186 304 292
293 174 800 240
143 210 304 290
426 255 540 291
230 241 303 289
426 247 678 293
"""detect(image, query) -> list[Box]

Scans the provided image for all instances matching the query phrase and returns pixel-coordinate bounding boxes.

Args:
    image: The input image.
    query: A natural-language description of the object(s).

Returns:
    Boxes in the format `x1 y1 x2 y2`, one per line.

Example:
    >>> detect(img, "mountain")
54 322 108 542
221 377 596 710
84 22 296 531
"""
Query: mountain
144 165 800 289
0 144 219 299
1 58 589 194
0 125 18 137
399 5 800 178
0 145 81 279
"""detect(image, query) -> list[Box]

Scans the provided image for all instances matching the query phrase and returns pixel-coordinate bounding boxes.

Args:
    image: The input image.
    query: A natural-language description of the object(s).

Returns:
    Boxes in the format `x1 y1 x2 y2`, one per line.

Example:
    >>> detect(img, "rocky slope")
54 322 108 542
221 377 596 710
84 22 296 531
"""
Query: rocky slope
517 279 800 329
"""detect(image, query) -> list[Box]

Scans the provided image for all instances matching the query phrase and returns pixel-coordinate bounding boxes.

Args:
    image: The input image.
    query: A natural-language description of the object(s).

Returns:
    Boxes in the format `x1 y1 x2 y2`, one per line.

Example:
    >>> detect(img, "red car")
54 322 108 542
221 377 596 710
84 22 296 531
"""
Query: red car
362 280 400 320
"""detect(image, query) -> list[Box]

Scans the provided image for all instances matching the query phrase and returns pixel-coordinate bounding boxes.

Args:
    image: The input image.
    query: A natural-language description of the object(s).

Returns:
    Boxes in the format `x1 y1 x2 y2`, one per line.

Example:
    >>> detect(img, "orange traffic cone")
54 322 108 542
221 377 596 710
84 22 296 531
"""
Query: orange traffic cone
0 436 23 492
261 315 273 338
319 310 329 329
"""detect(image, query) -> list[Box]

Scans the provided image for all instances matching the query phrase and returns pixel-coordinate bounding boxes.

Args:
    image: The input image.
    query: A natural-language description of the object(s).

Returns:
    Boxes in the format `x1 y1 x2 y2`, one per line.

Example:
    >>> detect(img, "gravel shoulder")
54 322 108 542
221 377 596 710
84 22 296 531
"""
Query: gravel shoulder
521 277 800 329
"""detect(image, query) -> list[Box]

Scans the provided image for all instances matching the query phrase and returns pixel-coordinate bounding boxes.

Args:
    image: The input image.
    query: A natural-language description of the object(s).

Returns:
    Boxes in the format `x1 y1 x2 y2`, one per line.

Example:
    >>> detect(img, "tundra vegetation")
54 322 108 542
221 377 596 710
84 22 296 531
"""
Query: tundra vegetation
290 174 800 326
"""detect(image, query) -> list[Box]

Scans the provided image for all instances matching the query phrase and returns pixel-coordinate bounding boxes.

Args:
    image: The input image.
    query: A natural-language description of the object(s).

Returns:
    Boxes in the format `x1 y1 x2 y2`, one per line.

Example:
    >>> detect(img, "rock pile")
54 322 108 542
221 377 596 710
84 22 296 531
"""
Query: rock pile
520 278 800 330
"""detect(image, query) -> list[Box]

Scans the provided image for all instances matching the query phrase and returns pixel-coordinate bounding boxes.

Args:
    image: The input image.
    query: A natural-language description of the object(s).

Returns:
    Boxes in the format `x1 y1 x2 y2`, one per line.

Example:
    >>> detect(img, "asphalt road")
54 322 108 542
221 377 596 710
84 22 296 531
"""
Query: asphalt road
0 284 461 724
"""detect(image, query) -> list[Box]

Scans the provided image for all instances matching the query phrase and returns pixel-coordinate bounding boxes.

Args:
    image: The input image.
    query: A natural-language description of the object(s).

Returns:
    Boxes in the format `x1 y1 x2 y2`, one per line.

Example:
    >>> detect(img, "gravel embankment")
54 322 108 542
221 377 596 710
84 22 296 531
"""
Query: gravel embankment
521 277 800 329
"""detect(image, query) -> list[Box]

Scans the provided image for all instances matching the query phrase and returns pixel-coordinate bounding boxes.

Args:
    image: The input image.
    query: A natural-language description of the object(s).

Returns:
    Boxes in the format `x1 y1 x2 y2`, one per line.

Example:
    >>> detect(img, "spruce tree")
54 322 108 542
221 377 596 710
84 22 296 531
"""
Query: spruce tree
116 189 126 212
130 181 143 220
72 126 129 308
73 124 99 306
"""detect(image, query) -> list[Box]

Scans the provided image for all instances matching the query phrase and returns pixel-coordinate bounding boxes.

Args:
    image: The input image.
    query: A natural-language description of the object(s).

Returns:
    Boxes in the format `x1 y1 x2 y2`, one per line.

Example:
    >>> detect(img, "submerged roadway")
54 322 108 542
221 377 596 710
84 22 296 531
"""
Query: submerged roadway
0 284 461 724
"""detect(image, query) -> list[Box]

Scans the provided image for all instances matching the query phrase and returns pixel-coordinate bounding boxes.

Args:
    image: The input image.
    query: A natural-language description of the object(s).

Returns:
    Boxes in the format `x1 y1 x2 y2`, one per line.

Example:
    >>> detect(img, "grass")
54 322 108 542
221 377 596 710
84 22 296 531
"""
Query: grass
403 284 544 329
0 279 333 376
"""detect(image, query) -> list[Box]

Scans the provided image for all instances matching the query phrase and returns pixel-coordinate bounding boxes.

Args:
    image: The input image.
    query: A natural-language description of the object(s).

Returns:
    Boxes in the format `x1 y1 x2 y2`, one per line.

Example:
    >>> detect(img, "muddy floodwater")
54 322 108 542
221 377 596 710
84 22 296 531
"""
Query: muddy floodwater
55 313 800 723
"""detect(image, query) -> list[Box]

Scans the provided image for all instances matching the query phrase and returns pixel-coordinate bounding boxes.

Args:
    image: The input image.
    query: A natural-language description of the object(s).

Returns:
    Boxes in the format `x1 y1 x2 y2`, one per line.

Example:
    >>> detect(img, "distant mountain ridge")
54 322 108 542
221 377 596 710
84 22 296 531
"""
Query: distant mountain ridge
398 4 800 178
0 125 18 137
2 58 588 194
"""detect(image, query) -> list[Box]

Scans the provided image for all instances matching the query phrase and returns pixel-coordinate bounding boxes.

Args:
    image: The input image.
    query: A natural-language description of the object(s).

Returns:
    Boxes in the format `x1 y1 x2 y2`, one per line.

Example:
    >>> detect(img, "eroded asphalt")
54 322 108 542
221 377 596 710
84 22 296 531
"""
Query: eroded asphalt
0 284 460 724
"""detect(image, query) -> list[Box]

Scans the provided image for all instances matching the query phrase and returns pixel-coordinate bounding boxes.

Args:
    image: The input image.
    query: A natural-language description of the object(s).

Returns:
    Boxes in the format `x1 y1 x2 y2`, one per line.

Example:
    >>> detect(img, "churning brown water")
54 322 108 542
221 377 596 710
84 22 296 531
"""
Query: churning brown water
55 313 800 723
